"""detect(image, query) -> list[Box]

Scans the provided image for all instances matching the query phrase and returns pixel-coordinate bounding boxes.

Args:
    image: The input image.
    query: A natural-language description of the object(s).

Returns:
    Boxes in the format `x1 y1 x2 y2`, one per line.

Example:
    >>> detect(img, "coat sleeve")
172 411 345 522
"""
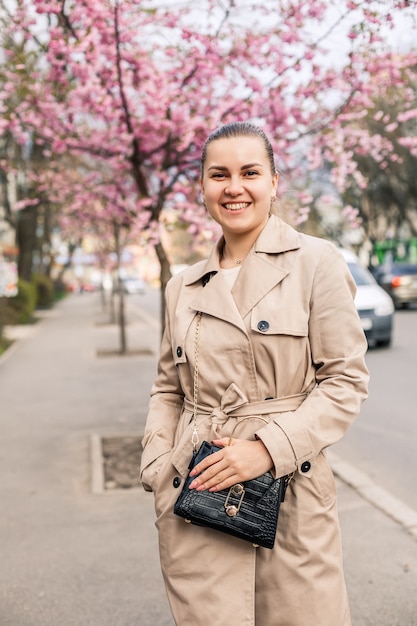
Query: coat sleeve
255 242 370 478
140 279 184 492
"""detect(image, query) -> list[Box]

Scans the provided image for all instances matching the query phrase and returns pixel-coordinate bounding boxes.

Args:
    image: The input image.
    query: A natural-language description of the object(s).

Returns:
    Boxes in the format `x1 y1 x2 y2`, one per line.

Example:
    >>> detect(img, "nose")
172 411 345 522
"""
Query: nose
225 176 243 196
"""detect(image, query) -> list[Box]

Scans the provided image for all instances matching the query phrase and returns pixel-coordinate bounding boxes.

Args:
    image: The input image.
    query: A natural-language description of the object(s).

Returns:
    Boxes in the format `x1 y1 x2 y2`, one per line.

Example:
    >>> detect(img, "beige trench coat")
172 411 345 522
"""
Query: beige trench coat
141 216 369 626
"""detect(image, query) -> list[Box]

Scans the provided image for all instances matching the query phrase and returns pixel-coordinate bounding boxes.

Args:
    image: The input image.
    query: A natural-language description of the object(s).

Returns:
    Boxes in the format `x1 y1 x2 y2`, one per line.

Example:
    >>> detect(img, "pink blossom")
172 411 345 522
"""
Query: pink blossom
1 0 416 254
13 198 40 211
398 108 417 123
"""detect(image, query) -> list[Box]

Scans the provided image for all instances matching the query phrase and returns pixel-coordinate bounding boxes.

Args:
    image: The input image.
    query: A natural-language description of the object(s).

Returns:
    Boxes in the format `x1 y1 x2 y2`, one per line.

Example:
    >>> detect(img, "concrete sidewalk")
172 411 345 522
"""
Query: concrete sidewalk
1 293 416 626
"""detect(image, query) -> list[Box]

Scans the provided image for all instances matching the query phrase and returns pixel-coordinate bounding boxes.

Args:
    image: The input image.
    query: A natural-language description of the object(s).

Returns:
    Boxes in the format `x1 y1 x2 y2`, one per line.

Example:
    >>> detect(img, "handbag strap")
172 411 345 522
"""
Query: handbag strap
227 415 268 445
191 311 203 450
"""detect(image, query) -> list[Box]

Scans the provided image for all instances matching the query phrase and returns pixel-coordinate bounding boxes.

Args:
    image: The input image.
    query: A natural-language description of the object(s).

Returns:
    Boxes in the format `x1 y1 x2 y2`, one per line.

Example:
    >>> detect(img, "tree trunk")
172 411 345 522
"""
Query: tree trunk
16 205 38 282
41 201 53 277
114 222 127 355
118 281 127 355
109 284 116 324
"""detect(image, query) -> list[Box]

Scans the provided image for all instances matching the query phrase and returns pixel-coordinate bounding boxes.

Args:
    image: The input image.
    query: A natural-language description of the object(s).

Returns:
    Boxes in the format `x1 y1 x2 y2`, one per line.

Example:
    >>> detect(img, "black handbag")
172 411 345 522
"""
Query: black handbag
174 440 290 549
173 312 292 549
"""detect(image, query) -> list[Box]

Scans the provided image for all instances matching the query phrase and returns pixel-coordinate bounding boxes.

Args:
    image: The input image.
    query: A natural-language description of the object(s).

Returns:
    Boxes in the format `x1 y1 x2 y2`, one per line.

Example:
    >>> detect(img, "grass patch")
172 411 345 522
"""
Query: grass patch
0 336 12 357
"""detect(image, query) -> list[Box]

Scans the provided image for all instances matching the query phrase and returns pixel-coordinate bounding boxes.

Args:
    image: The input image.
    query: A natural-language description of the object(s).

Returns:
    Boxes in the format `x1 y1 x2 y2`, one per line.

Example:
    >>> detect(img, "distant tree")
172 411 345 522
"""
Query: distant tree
344 73 417 243
0 17 58 282
322 58 417 252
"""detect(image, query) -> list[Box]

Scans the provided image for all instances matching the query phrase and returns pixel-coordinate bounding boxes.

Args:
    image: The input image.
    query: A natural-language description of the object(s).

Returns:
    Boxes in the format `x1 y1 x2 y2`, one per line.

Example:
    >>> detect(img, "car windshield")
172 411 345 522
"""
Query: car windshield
347 262 375 286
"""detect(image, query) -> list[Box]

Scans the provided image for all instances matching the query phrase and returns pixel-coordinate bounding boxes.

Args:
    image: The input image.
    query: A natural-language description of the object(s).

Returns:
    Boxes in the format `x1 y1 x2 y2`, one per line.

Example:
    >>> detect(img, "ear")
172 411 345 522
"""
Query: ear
200 178 205 200
272 171 279 196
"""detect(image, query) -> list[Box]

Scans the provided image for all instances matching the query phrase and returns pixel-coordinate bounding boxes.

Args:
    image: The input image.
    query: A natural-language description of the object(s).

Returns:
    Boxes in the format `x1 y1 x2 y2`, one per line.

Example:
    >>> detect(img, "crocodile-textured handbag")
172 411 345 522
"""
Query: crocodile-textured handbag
173 312 292 549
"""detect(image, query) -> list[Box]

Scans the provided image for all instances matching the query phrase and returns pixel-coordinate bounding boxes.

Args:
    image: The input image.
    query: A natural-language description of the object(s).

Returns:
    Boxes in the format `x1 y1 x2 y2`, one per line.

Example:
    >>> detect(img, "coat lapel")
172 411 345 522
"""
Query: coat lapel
182 216 301 327
183 241 246 332
190 272 247 331
232 216 301 318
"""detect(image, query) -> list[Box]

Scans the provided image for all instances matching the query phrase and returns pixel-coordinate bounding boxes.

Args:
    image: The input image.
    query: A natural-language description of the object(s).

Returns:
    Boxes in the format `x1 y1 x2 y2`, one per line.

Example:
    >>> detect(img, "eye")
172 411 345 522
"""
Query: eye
211 172 227 179
244 170 259 177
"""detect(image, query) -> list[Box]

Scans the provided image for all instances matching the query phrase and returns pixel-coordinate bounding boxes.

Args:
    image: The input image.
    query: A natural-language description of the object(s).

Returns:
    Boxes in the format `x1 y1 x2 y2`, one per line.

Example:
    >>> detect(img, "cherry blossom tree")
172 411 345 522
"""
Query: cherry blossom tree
340 67 417 245
1 0 417 337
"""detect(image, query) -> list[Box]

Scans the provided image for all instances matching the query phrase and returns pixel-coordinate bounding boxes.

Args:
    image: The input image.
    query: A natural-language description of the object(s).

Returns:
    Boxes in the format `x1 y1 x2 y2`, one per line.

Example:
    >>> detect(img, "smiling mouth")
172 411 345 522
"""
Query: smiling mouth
223 202 250 210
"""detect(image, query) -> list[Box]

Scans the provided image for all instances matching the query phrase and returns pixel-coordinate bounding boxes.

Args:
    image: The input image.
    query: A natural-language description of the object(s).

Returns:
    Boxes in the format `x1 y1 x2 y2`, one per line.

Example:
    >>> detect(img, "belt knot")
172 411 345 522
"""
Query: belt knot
210 383 249 426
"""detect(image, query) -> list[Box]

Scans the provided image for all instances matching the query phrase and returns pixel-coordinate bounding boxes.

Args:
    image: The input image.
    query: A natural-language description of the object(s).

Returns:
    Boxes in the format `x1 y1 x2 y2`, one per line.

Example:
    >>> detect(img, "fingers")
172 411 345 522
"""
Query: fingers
211 437 232 447
190 470 238 493
188 446 240 492
189 448 222 478
188 439 274 492
189 458 233 492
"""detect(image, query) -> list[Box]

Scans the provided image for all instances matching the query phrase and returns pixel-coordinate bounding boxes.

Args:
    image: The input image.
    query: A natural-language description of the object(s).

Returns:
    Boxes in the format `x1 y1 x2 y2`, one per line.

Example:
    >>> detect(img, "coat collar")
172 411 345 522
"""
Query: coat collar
183 215 301 325
184 216 300 286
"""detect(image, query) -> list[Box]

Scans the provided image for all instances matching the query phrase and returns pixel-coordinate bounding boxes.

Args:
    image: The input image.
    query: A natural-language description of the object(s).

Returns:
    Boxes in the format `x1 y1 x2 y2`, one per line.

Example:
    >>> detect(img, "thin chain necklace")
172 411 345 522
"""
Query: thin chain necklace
222 244 243 265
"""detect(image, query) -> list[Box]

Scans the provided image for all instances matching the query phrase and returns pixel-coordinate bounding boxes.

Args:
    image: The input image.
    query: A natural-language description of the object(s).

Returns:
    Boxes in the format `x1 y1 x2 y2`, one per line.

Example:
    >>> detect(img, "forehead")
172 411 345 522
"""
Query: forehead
204 135 268 166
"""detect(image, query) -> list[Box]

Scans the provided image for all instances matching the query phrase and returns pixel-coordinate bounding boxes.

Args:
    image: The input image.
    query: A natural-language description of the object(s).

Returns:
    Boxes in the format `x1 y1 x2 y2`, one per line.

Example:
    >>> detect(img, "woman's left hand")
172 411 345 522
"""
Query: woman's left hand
188 438 274 492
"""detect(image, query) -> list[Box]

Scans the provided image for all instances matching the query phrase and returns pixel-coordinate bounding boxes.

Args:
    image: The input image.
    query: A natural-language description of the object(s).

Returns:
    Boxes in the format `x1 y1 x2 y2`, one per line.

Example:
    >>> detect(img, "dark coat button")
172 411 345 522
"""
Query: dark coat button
301 461 311 473
173 477 181 488
176 347 183 357
257 320 270 332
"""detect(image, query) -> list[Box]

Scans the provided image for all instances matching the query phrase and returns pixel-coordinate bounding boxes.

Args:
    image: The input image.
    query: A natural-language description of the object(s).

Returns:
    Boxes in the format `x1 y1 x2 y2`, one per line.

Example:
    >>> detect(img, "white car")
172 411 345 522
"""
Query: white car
339 249 394 348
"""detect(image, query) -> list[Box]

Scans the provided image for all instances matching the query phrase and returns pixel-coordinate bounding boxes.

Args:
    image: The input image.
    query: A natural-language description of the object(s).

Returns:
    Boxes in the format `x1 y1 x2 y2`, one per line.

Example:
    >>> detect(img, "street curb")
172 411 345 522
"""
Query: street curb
328 450 417 540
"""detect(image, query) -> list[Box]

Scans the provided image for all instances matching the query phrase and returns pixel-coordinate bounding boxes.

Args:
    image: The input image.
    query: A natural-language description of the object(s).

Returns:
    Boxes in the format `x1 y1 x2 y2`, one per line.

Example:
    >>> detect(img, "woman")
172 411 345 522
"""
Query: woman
141 122 369 625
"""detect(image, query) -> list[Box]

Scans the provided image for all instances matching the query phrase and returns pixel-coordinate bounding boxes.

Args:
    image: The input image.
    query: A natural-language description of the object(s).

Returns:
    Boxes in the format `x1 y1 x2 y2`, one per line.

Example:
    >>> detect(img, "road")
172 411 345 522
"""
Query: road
334 305 417 511
132 288 417 511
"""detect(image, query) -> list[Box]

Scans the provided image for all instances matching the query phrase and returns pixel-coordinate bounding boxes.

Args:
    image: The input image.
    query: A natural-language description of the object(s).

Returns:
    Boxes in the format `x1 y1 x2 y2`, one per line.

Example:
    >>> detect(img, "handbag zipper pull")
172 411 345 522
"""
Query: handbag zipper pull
191 423 199 451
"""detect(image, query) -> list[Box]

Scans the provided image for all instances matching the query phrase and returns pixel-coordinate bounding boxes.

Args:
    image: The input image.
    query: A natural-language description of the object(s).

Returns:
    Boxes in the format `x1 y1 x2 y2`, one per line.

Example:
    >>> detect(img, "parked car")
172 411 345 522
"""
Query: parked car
371 263 417 309
339 249 394 347
121 276 146 294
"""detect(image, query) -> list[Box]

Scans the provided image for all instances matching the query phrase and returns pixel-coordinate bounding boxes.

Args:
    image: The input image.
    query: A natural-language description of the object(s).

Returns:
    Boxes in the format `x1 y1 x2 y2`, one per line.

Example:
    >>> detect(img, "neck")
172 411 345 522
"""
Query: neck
221 240 252 267
223 245 243 265
220 217 269 267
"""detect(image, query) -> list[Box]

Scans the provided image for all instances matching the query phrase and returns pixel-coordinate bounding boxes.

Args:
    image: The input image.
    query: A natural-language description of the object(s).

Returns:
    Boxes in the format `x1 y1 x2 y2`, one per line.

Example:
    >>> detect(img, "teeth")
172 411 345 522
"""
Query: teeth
224 203 249 210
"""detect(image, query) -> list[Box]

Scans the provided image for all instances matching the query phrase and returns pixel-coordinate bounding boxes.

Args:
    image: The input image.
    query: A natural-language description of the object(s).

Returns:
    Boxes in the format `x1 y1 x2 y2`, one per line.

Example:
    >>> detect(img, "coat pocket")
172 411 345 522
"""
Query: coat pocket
140 438 172 492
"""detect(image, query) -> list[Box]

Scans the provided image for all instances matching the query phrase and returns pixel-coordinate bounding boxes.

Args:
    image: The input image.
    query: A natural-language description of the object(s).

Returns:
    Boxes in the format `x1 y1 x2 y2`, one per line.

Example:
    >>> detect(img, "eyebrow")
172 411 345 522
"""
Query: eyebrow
207 162 264 172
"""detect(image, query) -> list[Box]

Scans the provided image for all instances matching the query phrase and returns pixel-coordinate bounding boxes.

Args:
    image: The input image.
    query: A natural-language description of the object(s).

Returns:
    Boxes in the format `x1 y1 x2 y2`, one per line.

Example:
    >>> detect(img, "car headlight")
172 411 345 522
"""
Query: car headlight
374 301 394 316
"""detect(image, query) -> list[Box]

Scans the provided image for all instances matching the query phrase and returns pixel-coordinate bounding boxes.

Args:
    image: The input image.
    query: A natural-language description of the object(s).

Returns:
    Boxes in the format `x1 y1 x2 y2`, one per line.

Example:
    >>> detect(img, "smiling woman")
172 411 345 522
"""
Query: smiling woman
200 125 279 268
140 121 369 626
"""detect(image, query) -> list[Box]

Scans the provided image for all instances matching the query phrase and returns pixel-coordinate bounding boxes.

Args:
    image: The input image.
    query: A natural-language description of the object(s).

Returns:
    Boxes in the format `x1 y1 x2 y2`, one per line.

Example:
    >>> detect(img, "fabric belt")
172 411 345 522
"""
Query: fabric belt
183 384 309 429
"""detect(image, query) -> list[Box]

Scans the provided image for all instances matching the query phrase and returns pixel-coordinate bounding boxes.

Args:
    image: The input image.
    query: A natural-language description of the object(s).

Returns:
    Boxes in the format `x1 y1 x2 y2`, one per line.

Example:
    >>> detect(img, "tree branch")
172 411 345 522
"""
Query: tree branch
113 2 149 198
